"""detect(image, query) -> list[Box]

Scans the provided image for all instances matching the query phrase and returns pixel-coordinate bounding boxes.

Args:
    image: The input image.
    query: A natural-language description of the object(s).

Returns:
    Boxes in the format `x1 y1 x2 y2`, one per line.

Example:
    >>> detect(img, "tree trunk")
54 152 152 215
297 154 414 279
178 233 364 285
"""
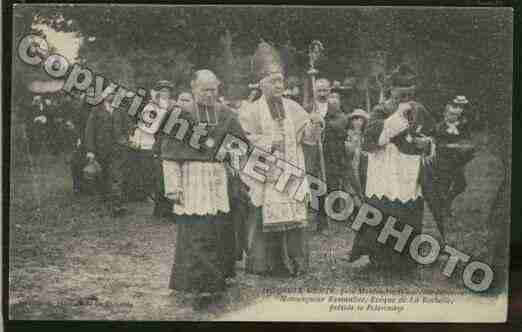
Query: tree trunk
487 114 511 292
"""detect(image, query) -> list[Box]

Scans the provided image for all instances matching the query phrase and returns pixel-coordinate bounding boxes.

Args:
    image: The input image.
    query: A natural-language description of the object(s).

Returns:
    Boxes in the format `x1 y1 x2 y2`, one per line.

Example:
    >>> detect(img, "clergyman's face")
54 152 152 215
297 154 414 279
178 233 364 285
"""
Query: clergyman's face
261 72 285 99
194 79 219 106
177 92 194 110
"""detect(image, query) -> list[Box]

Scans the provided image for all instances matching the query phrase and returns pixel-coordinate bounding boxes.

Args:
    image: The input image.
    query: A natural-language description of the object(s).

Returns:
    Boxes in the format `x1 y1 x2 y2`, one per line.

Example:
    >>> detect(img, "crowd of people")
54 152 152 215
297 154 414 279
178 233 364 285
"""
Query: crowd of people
22 41 477 308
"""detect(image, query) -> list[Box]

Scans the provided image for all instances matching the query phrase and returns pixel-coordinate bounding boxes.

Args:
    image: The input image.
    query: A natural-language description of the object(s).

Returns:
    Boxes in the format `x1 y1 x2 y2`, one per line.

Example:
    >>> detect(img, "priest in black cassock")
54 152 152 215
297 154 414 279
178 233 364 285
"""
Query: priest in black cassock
158 70 247 306
349 65 435 281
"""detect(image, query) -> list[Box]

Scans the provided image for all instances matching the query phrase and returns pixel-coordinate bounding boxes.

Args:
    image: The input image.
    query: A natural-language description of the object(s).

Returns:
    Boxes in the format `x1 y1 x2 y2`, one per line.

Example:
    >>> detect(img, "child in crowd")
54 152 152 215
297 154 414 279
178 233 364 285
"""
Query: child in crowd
344 108 370 203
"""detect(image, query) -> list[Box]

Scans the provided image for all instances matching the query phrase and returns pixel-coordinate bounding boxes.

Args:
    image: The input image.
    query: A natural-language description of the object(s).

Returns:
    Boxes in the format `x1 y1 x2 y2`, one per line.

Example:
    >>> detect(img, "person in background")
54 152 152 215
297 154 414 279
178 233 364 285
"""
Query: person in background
340 75 365 114
430 101 475 240
61 92 95 195
344 108 370 200
47 96 64 156
307 78 331 118
151 89 194 218
303 78 331 233
127 80 175 203
176 91 194 109
283 75 302 104
337 108 370 266
57 94 82 194
26 95 49 155
451 95 475 128
59 95 77 150
321 91 354 228
84 91 131 217
319 92 359 265
244 86 262 105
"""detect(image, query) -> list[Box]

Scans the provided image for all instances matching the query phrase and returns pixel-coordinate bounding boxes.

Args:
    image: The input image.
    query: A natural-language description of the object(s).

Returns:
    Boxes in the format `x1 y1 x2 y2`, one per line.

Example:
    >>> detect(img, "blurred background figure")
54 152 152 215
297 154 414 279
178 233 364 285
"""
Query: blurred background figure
26 94 50 155
84 91 131 217
68 92 96 195
126 80 175 205
344 108 370 200
283 75 302 104
246 85 262 104
340 75 365 114
176 91 194 110
429 99 476 240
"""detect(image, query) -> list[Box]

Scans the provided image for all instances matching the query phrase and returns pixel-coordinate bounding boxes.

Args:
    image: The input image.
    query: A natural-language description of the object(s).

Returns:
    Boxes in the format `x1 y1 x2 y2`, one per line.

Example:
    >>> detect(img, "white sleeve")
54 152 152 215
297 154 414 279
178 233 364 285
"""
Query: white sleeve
378 111 409 146
162 160 183 199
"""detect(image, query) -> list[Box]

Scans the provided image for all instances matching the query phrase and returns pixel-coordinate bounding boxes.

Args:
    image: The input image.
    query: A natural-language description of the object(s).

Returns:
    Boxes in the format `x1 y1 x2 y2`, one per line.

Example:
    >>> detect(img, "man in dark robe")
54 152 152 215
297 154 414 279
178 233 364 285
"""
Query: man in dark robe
349 65 435 281
158 70 246 307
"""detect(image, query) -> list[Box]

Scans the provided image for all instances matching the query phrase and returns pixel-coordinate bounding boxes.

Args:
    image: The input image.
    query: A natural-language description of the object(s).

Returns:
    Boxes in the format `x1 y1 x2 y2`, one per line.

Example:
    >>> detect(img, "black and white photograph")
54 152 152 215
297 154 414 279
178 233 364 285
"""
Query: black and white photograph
6 4 513 322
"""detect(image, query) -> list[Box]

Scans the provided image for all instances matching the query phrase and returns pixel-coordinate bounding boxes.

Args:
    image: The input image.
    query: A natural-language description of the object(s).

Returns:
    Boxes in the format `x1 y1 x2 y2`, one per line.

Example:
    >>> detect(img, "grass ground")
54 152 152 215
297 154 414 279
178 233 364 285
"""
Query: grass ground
8 123 507 320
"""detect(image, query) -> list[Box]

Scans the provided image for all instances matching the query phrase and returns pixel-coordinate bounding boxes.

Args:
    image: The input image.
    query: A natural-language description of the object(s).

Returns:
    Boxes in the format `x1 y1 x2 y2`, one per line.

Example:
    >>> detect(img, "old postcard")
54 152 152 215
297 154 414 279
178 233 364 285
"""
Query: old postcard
7 4 512 322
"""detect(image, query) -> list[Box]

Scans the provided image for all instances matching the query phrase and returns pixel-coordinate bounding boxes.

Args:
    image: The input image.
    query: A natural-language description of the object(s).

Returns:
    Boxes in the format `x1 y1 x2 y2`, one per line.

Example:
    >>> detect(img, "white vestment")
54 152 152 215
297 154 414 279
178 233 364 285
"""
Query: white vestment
365 110 423 203
239 96 316 229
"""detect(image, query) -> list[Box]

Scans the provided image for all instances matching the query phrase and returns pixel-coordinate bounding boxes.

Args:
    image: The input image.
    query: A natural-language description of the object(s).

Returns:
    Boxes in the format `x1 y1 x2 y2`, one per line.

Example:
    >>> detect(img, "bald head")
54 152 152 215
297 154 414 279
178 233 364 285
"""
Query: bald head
191 69 220 86
191 69 221 106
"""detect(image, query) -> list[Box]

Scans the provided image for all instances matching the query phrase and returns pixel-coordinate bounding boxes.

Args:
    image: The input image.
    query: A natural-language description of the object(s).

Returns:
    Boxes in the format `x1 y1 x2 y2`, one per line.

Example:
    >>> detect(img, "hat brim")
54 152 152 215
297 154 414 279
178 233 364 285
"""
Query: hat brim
453 99 469 105
348 112 370 121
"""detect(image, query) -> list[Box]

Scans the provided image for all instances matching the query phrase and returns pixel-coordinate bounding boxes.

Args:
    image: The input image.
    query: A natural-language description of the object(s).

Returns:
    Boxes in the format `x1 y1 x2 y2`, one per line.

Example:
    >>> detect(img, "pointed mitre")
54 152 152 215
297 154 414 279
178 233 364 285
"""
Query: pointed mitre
251 41 284 81
390 63 417 88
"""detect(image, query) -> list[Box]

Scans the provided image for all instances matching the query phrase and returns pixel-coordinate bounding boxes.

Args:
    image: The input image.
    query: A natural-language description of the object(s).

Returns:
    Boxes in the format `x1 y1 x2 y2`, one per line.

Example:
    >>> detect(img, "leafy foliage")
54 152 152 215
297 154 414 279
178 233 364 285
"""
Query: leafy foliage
12 5 512 127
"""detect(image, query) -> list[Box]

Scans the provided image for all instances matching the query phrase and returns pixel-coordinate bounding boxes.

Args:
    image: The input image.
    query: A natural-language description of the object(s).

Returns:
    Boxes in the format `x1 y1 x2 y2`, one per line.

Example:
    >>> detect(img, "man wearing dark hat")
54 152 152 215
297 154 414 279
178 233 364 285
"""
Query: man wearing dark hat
84 89 131 217
239 41 323 277
349 64 435 280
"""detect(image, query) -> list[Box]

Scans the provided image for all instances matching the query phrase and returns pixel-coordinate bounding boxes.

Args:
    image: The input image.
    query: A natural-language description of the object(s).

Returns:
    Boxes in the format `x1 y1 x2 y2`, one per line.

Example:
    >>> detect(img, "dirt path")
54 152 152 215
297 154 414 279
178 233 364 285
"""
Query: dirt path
8 130 505 320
